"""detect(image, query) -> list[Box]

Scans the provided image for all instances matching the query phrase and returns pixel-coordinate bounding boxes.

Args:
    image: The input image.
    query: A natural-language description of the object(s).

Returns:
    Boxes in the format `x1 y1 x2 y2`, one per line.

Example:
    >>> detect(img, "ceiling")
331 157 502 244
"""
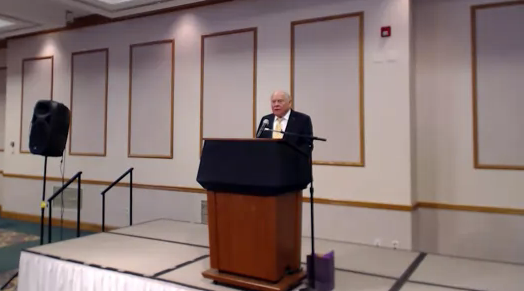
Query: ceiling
0 0 225 41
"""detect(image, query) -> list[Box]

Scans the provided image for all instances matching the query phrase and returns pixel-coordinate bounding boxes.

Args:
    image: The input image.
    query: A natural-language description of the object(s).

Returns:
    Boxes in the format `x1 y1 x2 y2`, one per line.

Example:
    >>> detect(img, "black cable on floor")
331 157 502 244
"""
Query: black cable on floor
388 252 427 291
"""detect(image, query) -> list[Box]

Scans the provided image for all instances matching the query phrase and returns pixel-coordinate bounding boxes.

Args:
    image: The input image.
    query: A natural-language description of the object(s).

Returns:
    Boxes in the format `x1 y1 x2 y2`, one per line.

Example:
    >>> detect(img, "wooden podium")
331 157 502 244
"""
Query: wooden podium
197 138 311 291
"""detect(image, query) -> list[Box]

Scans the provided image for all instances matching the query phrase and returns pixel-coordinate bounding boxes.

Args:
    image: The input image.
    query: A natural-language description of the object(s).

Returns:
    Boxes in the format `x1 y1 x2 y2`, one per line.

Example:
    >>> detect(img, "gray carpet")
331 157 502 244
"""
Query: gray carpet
0 269 17 291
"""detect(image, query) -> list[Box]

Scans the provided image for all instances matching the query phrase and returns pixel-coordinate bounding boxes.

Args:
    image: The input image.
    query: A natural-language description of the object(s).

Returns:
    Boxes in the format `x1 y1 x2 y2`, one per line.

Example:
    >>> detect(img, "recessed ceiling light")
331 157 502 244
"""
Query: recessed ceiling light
0 18 14 28
96 0 136 4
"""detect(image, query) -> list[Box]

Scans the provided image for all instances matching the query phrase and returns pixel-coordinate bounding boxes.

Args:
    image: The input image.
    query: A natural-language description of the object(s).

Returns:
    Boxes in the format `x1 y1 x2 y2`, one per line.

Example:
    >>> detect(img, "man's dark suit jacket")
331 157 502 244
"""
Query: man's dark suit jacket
256 110 313 155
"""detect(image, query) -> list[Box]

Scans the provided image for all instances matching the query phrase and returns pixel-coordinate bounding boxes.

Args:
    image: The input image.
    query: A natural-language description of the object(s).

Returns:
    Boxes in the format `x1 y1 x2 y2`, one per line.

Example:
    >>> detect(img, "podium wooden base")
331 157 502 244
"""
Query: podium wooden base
202 269 306 291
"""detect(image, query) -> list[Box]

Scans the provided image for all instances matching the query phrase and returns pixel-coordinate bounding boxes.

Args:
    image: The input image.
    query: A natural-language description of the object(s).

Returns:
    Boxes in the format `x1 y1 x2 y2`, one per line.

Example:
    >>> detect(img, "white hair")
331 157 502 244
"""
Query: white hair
271 90 291 101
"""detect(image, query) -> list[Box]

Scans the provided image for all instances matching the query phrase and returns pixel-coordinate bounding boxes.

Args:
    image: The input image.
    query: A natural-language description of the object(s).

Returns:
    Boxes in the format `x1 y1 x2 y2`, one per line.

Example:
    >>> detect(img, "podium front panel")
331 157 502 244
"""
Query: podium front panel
206 190 302 283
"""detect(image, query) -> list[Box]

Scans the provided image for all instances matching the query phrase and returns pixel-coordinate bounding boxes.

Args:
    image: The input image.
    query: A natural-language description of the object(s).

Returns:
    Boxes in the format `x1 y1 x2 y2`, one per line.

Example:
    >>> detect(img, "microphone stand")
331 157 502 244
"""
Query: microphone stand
264 128 326 291
40 156 48 246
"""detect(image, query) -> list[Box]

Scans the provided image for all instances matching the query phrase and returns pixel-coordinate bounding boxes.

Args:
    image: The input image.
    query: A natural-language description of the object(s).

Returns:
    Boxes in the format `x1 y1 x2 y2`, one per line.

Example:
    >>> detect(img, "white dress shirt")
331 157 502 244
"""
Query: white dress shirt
273 109 291 132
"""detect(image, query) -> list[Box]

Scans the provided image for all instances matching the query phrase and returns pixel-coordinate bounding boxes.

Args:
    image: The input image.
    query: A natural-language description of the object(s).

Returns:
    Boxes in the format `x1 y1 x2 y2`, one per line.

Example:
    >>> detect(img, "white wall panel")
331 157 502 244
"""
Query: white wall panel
292 14 364 166
70 49 108 156
474 4 524 168
20 57 53 153
129 40 174 159
201 29 256 147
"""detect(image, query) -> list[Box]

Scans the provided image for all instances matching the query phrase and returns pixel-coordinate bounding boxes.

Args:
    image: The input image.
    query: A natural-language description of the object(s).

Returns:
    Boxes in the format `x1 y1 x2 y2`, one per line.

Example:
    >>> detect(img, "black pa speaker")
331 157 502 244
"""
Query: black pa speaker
29 100 71 157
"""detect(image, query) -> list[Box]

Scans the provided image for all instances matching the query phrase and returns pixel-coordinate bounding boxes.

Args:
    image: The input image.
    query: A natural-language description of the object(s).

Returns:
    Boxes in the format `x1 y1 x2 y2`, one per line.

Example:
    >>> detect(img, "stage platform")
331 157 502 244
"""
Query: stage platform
16 219 524 291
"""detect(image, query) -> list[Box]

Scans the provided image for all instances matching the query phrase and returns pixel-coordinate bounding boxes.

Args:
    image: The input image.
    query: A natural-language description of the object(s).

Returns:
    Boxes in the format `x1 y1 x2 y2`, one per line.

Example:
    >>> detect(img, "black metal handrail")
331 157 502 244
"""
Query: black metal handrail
46 171 82 244
101 168 134 232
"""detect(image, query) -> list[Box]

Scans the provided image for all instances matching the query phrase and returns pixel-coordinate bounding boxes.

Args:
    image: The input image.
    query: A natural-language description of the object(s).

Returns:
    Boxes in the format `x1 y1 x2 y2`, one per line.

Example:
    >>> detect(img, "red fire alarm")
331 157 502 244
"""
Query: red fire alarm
381 26 391 37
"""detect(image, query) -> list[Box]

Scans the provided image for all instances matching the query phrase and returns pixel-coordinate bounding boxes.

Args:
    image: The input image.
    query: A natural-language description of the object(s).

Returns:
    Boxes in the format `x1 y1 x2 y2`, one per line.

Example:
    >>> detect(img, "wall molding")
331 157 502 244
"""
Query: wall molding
471 1 524 170
199 27 258 154
304 197 414 211
0 66 6 152
5 172 524 215
2 172 415 211
2 172 206 194
19 56 54 154
472 0 524 10
0 210 117 233
6 0 234 41
128 39 175 159
291 12 365 167
416 201 524 216
69 48 109 157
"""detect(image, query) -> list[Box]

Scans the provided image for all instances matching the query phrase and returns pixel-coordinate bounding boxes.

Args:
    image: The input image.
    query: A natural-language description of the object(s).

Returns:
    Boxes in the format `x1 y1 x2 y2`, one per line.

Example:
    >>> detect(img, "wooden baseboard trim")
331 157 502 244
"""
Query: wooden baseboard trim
0 211 117 233
1 172 415 211
10 172 521 214
304 197 414 211
2 172 207 194
416 202 524 216
4 175 524 218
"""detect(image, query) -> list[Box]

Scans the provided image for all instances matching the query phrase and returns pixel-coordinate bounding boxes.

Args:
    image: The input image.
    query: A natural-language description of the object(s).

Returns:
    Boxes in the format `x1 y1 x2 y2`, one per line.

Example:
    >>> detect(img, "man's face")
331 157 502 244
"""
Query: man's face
271 93 291 118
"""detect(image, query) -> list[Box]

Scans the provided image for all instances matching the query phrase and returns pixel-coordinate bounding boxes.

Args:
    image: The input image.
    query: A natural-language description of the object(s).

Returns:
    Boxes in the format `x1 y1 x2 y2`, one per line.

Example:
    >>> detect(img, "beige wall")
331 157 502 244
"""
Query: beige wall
414 0 524 208
413 0 524 263
3 0 413 206
1 0 524 264
0 0 414 250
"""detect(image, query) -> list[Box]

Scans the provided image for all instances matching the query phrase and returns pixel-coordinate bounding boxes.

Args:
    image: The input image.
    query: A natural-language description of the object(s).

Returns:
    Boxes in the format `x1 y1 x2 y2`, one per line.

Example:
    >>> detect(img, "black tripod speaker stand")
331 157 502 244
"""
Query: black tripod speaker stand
39 156 48 245
29 100 71 245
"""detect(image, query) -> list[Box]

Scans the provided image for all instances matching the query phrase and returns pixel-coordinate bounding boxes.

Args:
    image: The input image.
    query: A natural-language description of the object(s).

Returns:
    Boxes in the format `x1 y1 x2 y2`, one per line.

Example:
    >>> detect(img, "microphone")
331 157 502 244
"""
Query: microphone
256 119 269 137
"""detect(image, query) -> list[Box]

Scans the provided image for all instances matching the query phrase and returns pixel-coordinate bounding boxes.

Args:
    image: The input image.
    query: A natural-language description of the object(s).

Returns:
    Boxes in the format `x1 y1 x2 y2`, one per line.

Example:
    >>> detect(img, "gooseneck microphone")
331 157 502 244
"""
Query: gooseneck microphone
256 119 269 137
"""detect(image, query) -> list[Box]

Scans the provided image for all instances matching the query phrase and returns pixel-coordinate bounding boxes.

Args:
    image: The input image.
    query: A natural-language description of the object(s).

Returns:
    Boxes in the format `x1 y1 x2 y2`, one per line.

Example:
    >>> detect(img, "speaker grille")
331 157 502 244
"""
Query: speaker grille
29 120 50 154
29 100 70 157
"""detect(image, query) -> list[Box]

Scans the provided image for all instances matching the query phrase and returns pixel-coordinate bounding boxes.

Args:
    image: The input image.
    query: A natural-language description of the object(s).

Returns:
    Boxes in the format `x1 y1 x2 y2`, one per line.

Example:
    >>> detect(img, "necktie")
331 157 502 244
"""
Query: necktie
273 118 283 139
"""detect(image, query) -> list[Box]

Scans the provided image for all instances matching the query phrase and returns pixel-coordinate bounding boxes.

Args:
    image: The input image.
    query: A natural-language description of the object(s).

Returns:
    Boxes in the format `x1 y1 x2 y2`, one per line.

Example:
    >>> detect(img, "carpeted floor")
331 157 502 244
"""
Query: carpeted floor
0 217 93 290
0 229 39 248
0 270 17 291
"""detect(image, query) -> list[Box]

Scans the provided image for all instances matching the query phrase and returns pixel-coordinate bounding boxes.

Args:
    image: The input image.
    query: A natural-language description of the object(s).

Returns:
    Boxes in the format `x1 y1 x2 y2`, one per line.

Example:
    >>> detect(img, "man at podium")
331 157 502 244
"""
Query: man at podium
256 90 313 154
198 89 313 290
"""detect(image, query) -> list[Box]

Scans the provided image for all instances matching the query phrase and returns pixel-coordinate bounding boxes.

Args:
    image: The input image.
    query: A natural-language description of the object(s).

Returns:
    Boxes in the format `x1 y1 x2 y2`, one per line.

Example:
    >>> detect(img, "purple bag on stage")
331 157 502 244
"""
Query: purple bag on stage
306 251 335 291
